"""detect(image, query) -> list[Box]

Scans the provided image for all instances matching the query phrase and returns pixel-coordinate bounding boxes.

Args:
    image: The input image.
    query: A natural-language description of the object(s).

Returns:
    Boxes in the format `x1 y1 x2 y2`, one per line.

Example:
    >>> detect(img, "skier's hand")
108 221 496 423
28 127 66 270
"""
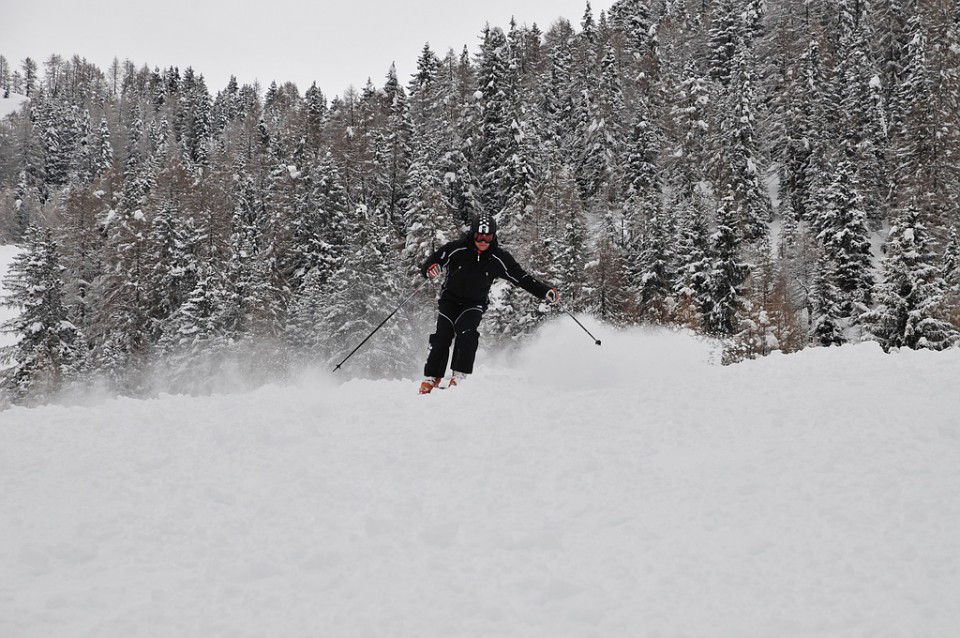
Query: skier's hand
426 263 441 279
545 288 560 304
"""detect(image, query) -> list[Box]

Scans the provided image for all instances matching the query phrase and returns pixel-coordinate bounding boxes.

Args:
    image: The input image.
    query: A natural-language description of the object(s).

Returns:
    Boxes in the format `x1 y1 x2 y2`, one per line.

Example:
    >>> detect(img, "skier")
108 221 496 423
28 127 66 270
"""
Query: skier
418 213 559 394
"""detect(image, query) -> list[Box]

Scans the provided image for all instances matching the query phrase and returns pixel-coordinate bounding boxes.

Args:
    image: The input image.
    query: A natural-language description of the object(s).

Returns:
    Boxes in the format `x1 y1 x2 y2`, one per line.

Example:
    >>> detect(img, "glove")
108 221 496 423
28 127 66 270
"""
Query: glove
545 288 560 304
426 263 441 279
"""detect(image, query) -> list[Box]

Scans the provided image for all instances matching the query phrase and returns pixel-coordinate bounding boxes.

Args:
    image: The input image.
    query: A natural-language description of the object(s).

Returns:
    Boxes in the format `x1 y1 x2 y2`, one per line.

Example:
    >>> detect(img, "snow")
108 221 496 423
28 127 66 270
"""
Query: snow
2 247 960 637
0 92 30 120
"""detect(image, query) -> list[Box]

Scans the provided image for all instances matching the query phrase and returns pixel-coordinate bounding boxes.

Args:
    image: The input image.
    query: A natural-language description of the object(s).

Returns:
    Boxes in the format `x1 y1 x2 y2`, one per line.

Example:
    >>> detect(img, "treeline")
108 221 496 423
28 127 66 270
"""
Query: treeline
1 0 960 405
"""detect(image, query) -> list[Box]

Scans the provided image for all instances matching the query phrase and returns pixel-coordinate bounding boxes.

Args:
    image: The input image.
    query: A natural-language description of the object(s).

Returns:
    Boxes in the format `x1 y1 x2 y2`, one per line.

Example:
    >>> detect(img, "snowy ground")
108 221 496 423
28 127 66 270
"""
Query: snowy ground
1 312 959 637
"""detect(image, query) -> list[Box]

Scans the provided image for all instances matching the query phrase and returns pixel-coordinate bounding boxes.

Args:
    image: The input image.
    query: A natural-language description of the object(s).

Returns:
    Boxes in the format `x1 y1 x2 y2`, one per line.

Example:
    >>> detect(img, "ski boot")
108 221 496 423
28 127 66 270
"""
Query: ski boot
447 371 468 388
419 377 442 394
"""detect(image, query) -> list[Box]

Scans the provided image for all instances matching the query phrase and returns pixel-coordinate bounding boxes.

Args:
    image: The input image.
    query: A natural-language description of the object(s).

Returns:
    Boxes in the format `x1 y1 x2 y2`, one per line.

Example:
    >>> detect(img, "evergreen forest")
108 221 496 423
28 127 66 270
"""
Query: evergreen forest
1 0 960 406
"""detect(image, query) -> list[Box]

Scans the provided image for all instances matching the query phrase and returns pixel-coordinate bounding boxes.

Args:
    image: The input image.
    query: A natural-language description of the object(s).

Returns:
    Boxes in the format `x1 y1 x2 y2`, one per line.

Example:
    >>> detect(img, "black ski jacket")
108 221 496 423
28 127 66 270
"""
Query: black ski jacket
420 236 552 306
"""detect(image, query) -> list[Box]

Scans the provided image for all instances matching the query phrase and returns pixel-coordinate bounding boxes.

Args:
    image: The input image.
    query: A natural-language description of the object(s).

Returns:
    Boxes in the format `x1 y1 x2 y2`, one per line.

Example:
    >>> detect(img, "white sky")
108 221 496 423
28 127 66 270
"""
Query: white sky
4 0 614 99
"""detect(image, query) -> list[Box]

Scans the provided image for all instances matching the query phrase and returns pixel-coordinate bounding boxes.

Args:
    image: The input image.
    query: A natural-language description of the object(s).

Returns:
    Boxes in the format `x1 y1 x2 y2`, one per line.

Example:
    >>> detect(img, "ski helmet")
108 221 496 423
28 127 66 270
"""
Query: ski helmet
471 213 497 238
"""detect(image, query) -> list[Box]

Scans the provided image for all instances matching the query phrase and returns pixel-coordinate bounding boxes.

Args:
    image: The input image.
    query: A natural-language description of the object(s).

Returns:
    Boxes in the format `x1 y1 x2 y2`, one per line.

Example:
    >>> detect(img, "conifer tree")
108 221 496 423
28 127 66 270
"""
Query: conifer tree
703 193 750 335
663 60 711 197
889 14 939 220
635 208 675 324
554 192 590 311
225 166 286 345
88 109 156 390
944 227 960 292
814 157 875 314
810 250 846 346
535 163 588 309
542 23 576 162
473 26 534 235
715 35 771 243
672 192 712 330
94 117 114 176
708 0 739 86
862 206 959 350
831 8 889 223
295 80 322 146
313 205 411 376
609 0 657 78
781 39 826 225
158 258 229 382
373 64 414 229
176 68 212 167
402 153 457 272
1 225 85 402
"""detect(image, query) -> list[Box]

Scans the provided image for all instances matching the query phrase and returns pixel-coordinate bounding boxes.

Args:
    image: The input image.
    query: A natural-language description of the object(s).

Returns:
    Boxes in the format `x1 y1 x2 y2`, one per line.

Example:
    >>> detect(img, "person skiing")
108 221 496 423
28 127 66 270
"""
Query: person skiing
418 213 559 394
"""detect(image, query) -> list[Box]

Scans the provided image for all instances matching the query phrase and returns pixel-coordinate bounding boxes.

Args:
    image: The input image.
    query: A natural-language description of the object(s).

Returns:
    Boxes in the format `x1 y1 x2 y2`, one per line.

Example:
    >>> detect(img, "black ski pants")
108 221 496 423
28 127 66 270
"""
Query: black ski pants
424 298 484 378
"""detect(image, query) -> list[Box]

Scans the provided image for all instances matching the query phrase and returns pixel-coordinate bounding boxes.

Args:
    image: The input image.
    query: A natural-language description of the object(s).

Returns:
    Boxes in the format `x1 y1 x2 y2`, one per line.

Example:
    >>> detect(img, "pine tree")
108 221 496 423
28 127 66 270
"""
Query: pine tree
157 257 229 391
810 250 846 346
225 167 286 345
663 60 711 197
177 68 212 167
88 109 157 390
373 64 414 229
944 227 960 292
473 26 534 234
402 154 457 272
782 39 826 225
94 117 114 176
535 163 588 309
821 2 890 225
635 208 675 324
313 205 411 376
609 0 657 80
862 206 959 350
708 0 739 86
814 157 875 314
715 35 771 243
1 226 85 402
542 23 576 163
672 192 712 330
703 193 750 336
622 106 662 268
574 45 626 203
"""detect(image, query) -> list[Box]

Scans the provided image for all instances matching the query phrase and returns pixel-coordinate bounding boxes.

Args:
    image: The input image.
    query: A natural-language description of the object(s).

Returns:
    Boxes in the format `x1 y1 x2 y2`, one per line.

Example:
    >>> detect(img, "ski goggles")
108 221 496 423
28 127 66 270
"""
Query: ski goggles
474 233 494 243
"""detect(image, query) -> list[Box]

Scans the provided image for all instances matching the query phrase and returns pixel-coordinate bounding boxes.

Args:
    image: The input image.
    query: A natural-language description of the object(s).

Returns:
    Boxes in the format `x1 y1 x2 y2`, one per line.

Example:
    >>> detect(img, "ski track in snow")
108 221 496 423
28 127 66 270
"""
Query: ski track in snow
1 321 959 637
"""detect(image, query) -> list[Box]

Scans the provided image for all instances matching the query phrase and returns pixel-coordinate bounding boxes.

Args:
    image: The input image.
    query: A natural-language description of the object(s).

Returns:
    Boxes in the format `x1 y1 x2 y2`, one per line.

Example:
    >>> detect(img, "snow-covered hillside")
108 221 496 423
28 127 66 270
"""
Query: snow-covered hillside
2 315 959 637
0 92 29 120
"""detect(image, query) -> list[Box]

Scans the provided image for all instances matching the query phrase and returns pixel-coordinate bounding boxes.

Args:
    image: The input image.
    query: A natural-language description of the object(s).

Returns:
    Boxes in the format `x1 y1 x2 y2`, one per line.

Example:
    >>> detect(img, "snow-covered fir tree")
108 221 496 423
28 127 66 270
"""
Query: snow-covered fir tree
814 157 875 317
810 250 846 347
862 206 959 350
703 192 751 336
1 225 85 403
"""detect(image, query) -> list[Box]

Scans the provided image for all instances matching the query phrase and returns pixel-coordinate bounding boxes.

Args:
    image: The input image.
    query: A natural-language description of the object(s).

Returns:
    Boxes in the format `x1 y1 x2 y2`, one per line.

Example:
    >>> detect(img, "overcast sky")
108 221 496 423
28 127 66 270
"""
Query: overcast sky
5 0 615 98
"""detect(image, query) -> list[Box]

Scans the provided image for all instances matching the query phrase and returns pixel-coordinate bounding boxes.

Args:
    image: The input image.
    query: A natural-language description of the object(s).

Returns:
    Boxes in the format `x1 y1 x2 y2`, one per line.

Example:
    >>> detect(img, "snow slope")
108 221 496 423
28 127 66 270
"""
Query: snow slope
2 315 960 637
0 92 29 120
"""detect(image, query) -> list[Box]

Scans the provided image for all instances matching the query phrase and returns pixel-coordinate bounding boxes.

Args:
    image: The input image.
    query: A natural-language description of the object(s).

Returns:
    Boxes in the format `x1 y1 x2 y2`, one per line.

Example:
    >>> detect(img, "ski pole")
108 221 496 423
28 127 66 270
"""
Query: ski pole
332 277 432 372
561 307 602 346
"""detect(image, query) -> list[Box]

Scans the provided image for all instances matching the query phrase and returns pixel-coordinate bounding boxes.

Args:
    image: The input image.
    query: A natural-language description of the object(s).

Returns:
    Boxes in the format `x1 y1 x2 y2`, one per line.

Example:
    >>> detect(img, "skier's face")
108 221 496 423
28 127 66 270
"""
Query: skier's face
474 233 493 252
